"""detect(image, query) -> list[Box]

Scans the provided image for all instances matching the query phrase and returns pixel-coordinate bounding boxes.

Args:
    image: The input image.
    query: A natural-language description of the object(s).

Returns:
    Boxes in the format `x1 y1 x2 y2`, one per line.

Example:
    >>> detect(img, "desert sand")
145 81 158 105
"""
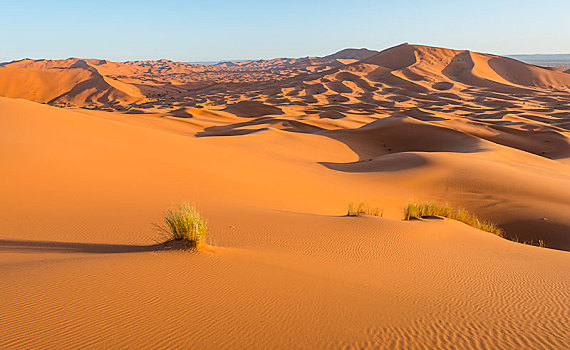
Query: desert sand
1 44 569 349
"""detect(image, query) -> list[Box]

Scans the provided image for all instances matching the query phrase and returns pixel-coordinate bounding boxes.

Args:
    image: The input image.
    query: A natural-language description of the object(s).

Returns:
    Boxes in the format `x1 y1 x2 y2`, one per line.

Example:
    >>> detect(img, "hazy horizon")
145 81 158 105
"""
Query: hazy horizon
2 0 570 62
3 45 570 65
2 1 570 348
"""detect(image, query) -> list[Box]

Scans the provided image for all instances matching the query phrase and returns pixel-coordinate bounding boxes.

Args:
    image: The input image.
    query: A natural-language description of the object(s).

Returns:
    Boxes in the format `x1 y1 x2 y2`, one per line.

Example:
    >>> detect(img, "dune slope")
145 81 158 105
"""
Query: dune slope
1 97 569 349
0 60 144 106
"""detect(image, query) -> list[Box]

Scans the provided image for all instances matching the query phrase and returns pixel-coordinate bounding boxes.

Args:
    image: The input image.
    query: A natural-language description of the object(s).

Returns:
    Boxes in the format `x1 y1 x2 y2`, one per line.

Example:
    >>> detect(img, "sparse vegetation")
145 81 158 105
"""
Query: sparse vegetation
403 201 503 237
154 202 208 248
347 202 383 217
524 239 546 247
511 236 546 247
404 202 452 220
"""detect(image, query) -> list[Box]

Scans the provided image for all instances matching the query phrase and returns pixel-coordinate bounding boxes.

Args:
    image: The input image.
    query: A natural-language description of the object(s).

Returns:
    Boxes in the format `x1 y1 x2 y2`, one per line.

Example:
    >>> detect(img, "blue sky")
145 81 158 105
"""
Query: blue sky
1 0 569 62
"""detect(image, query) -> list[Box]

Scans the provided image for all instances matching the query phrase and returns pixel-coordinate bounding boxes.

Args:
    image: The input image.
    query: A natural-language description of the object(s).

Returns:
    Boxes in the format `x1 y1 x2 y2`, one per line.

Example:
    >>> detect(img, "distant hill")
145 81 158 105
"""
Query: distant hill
2 45 570 107
508 54 570 68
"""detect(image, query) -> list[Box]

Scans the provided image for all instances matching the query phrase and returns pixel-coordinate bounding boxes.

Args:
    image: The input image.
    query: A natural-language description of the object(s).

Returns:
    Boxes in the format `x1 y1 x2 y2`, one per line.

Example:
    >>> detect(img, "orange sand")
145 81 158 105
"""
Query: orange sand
1 44 569 348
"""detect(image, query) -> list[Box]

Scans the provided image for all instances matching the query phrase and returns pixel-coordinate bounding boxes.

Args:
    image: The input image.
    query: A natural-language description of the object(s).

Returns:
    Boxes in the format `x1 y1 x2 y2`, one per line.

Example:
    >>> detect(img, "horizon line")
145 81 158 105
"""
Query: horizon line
3 43 570 65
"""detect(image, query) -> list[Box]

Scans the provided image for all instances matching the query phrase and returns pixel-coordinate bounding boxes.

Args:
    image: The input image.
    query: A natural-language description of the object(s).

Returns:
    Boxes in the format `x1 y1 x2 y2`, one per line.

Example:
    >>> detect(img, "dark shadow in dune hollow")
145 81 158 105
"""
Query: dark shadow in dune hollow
195 116 325 137
500 220 570 252
320 153 428 173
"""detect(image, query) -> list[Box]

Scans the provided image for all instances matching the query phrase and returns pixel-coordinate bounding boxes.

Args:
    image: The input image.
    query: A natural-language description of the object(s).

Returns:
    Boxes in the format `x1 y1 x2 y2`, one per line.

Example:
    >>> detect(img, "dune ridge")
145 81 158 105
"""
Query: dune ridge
1 43 569 348
0 62 144 106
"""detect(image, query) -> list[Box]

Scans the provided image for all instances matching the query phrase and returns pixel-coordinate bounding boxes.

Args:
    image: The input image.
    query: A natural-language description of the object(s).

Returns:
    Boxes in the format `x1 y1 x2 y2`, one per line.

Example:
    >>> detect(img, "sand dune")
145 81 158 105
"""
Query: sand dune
0 63 144 106
3 44 570 112
1 43 570 348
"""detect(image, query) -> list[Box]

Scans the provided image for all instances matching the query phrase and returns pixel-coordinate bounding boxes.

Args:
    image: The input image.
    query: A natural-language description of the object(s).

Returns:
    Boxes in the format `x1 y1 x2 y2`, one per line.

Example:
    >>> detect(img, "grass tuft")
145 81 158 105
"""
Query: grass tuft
154 202 208 248
347 202 383 217
403 201 503 237
523 239 546 248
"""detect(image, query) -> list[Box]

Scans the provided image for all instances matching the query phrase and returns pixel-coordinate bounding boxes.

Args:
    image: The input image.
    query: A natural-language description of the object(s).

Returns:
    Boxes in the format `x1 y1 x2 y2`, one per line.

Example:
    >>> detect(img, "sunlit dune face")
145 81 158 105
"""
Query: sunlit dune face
1 43 569 349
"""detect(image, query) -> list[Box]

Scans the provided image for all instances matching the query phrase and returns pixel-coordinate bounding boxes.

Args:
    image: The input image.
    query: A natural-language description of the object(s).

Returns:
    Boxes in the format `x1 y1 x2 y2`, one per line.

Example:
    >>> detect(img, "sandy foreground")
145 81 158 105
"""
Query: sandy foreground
1 44 570 348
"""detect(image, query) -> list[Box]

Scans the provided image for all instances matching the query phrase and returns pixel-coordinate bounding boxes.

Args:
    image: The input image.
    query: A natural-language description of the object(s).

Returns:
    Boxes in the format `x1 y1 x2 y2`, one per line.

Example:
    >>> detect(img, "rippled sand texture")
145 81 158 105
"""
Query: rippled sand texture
1 44 569 348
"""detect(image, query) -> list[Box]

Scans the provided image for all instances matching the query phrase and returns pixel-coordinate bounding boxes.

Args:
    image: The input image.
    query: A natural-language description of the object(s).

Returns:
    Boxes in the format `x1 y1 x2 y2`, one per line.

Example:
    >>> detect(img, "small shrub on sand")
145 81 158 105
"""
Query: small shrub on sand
347 202 383 217
523 239 546 248
154 202 207 248
404 201 503 237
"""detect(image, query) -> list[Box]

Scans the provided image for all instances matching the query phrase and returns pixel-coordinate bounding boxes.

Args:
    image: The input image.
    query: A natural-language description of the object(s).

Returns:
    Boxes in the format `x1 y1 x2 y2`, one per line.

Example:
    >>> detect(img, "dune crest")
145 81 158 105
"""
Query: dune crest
1 43 569 348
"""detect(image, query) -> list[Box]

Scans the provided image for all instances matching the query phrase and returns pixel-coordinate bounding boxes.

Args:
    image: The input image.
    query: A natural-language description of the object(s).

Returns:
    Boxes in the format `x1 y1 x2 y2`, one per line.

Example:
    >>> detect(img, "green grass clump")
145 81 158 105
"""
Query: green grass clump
403 201 503 237
347 202 383 217
154 202 208 247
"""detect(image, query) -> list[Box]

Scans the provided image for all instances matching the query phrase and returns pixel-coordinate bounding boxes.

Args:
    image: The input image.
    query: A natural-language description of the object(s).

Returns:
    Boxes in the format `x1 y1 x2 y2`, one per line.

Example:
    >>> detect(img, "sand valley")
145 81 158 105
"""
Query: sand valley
1 43 569 349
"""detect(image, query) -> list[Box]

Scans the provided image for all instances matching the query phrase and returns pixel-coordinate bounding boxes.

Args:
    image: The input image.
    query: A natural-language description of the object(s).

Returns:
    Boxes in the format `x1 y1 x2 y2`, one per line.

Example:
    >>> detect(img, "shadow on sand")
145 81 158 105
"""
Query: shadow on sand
0 239 193 254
